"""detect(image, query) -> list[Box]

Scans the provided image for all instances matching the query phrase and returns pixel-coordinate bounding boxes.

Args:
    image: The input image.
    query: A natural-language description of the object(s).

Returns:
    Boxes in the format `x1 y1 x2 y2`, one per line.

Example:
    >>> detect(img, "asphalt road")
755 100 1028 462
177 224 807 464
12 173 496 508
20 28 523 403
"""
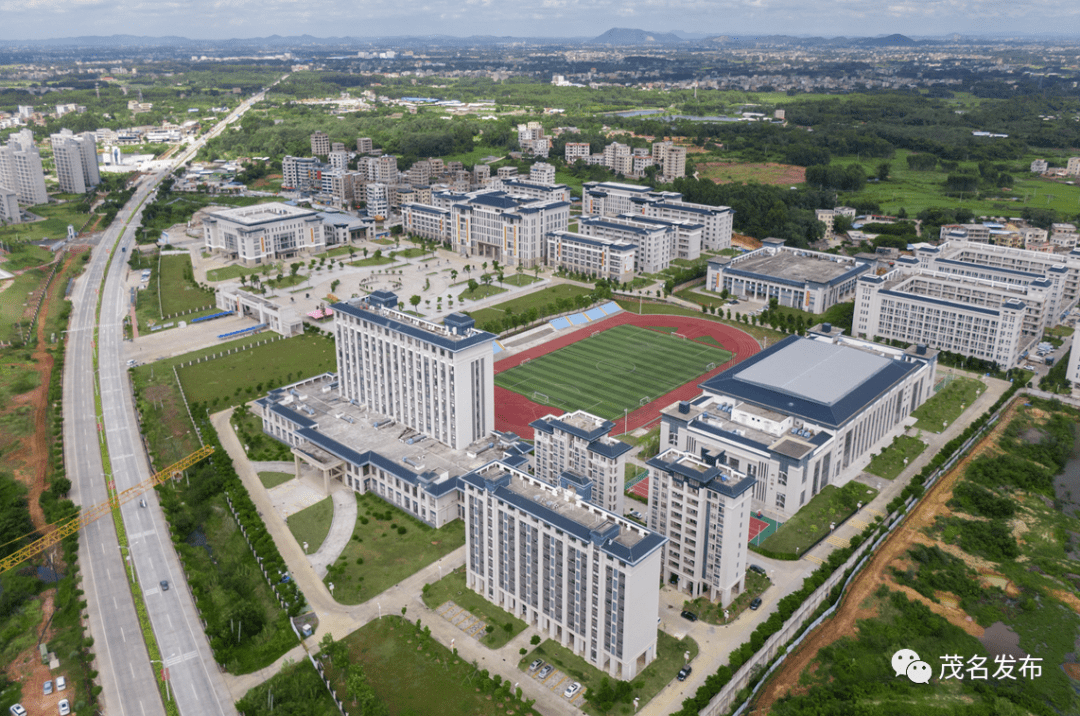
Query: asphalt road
64 82 280 716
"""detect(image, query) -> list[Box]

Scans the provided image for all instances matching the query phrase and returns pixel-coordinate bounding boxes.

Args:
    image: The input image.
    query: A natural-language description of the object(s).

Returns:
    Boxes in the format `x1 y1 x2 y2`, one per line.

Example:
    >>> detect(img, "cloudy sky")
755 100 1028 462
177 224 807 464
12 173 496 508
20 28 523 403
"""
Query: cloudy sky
2 0 1077 41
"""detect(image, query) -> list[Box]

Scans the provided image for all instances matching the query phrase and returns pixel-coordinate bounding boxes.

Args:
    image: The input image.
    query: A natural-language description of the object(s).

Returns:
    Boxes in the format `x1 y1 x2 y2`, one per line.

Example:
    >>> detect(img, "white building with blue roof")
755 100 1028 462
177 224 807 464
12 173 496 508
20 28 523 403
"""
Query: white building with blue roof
646 449 755 605
582 181 733 251
659 326 936 522
334 290 495 450
545 230 637 282
530 410 634 515
459 460 665 680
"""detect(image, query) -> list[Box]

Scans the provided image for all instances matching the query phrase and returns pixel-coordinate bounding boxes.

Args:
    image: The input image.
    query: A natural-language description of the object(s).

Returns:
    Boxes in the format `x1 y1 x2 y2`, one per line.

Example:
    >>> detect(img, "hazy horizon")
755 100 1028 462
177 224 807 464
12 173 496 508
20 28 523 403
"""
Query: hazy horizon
2 0 1078 44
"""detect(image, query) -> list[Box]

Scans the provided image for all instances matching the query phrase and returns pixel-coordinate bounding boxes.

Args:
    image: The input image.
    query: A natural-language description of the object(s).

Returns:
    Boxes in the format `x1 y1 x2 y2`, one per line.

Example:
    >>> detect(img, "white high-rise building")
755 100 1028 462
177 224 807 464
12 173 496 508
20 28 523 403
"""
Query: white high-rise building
0 130 47 206
335 290 495 450
460 460 665 679
0 186 20 224
529 162 556 186
530 410 632 516
646 449 754 605
582 181 733 251
365 183 389 218
50 128 100 195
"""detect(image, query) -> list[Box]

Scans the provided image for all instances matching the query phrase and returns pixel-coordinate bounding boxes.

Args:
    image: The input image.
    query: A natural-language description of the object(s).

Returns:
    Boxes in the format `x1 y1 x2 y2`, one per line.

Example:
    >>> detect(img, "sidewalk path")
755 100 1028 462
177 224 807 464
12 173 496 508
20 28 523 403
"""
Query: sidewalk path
309 489 357 577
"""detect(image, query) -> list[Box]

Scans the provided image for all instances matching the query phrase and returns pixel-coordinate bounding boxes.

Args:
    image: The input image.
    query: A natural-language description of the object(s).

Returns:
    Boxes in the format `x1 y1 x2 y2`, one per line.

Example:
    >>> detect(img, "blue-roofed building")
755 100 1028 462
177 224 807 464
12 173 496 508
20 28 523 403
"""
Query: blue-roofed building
459 461 665 680
659 326 936 521
581 181 733 251
646 449 755 605
578 216 673 274
706 238 872 313
530 410 634 515
334 291 495 450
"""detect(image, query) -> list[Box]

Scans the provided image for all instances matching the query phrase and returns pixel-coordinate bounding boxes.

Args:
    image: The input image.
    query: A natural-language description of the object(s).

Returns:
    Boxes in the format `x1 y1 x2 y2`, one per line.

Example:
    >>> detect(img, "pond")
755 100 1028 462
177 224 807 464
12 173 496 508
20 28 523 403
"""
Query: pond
1053 428 1080 518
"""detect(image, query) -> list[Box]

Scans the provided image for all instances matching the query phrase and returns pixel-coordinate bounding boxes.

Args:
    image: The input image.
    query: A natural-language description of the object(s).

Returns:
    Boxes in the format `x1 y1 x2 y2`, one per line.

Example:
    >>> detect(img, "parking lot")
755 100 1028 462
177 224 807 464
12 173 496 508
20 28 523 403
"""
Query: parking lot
526 659 587 706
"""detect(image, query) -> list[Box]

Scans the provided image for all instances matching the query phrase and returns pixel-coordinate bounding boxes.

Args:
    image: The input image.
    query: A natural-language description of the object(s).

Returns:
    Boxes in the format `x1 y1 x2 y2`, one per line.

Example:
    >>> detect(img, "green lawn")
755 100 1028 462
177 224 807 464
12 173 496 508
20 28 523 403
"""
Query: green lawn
1047 324 1074 338
286 496 334 554
176 333 337 408
0 200 95 243
206 264 264 282
457 283 507 301
502 272 541 287
266 273 307 290
756 483 878 557
1 242 54 271
158 253 216 314
420 567 527 649
350 255 394 267
467 284 592 326
236 659 339 716
494 324 731 420
392 247 427 259
331 617 541 716
865 435 927 480
258 471 293 489
316 246 356 259
519 631 698 716
0 267 47 343
324 492 466 605
911 376 984 433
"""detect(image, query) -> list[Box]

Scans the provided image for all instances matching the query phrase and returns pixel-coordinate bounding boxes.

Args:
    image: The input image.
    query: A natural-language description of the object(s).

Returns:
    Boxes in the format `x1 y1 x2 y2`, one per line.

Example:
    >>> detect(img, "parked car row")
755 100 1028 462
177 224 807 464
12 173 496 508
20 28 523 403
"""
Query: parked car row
527 658 582 699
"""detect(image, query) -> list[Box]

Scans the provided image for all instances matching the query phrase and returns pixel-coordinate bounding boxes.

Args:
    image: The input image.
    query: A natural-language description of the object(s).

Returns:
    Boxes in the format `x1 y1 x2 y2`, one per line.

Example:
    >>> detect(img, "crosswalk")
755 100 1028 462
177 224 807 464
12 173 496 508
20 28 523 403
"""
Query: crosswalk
825 535 850 549
804 554 825 565
849 519 870 530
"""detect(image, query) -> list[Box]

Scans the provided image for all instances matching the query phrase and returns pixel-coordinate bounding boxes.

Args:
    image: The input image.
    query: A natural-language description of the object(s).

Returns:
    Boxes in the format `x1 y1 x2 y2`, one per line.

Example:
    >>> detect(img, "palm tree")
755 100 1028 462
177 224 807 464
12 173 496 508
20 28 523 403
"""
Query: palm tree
450 269 458 283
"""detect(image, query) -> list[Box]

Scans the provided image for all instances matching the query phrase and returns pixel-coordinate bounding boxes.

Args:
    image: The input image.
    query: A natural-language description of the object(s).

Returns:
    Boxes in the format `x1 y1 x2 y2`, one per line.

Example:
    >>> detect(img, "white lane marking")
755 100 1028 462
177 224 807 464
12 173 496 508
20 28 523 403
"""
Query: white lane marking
121 627 125 642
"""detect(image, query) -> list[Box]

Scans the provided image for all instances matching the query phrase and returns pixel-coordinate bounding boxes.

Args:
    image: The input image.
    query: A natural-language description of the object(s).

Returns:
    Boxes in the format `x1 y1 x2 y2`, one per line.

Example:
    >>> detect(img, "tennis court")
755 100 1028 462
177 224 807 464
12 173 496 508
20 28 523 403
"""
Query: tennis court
493 324 732 421
748 513 782 545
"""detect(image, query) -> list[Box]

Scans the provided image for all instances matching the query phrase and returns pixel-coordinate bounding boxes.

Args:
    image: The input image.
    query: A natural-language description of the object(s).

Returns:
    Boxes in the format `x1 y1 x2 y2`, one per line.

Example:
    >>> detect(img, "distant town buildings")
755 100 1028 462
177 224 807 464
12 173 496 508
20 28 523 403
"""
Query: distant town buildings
356 137 374 153
652 140 686 180
1030 159 1049 173
1068 157 1080 177
565 142 591 164
50 128 100 195
529 162 556 186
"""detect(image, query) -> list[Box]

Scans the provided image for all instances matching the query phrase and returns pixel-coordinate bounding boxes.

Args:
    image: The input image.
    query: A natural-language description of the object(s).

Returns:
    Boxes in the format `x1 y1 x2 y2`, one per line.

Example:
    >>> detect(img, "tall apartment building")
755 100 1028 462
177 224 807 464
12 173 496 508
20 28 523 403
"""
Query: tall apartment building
321 170 357 208
653 141 686 180
472 164 491 186
1031 159 1049 174
578 215 673 274
545 231 637 283
282 155 322 191
0 186 20 224
530 410 633 515
603 142 633 176
0 129 48 206
331 141 346 154
365 183 389 218
460 461 665 679
50 129 100 195
565 142 591 164
310 131 330 156
335 290 495 449
582 181 733 251
203 202 325 265
449 189 570 268
376 155 399 184
646 449 754 604
530 162 556 186
1051 224 1079 251
328 151 349 171
357 137 374 153
407 160 431 187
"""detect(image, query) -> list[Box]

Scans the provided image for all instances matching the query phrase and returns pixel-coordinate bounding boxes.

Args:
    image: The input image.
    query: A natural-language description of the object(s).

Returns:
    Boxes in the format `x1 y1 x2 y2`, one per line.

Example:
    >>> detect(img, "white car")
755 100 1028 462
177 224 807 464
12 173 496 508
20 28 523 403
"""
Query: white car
56 675 67 691
10 705 27 716
564 682 582 698
59 700 71 716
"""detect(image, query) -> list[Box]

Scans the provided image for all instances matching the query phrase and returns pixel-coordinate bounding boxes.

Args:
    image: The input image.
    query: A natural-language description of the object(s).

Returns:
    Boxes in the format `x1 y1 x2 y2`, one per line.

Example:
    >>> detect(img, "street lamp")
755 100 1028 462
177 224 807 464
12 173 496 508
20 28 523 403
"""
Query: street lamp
149 660 172 702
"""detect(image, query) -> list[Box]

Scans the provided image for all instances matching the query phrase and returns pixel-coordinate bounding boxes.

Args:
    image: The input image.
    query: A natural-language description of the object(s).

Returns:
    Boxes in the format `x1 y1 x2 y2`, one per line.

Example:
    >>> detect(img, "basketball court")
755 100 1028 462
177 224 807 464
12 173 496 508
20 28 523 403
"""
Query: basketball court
748 513 782 545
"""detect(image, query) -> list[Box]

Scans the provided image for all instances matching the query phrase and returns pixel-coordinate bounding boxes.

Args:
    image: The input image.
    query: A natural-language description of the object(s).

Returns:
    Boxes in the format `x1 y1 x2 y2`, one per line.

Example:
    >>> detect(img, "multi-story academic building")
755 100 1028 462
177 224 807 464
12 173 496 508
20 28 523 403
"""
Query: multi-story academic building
460 461 665 679
203 202 325 264
660 326 936 522
530 410 633 515
335 290 495 450
545 231 637 283
449 190 570 267
646 449 754 604
50 129 100 195
578 216 672 274
706 238 872 312
582 181 733 251
401 202 451 242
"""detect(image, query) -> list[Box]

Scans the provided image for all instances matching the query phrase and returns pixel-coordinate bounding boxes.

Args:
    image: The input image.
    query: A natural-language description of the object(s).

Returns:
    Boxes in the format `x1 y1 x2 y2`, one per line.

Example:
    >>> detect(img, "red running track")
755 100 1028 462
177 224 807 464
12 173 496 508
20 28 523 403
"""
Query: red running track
493 311 762 439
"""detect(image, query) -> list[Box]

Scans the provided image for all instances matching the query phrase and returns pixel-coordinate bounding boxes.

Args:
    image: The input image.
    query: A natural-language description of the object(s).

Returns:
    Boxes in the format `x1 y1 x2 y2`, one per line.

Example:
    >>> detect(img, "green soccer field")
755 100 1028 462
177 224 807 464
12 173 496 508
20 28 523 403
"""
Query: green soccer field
494 324 732 419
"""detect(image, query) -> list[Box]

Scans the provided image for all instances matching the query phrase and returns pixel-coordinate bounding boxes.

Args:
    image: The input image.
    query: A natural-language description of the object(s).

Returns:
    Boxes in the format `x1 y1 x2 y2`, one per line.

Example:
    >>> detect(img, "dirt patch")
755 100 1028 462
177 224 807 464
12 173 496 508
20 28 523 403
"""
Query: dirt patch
1064 662 1080 680
143 384 172 402
752 397 1025 713
1052 589 1080 615
3 590 59 714
698 161 806 186
732 233 762 251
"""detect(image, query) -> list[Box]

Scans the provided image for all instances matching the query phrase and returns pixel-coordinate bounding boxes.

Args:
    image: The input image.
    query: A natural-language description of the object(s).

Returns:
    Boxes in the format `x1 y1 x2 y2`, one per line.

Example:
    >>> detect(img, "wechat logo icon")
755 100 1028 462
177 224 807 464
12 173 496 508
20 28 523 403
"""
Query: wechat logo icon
892 649 931 683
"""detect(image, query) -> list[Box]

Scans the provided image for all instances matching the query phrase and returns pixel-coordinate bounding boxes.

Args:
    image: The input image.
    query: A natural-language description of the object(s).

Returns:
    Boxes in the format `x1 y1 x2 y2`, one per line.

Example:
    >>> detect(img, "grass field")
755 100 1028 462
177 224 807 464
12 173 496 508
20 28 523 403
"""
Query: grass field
494 324 731 420
0 267 47 343
865 434 927 480
324 492 466 605
503 272 541 287
258 471 293 489
1 242 54 271
756 483 877 556
911 376 984 433
421 567 527 649
457 283 506 301
286 496 334 554
697 161 806 186
466 284 592 327
0 200 95 243
158 253 216 314
332 617 541 716
176 333 336 407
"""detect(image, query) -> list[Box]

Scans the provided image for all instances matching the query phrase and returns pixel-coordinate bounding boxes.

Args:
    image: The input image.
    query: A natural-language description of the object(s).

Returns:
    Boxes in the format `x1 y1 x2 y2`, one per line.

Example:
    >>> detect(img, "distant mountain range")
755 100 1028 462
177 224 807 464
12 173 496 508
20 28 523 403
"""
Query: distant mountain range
0 30 1069 50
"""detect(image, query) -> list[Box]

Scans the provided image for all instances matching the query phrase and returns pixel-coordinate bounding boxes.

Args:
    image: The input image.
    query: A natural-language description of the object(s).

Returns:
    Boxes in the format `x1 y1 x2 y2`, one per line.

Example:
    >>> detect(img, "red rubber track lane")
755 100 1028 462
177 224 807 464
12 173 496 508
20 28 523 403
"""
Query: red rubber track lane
493 311 761 439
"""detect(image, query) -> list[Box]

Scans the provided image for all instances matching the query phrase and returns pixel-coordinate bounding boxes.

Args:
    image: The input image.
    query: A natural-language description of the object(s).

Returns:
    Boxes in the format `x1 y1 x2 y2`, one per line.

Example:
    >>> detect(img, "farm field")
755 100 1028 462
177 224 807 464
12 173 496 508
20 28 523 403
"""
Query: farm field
697 161 806 186
494 323 731 420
